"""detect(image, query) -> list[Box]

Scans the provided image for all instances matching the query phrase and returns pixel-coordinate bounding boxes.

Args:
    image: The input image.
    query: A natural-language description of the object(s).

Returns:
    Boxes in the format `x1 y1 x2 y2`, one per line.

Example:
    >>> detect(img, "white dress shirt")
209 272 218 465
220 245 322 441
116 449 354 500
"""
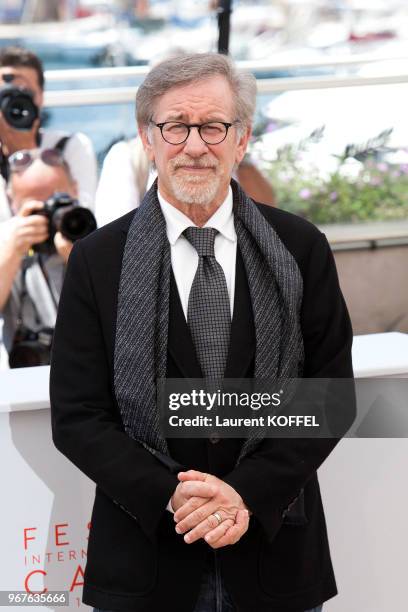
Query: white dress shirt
157 186 237 319
158 186 238 512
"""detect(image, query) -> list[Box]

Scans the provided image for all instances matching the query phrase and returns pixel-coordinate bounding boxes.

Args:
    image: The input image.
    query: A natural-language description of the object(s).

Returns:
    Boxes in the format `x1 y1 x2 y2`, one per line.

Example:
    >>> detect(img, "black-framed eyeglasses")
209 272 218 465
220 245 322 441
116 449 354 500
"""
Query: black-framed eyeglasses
150 120 238 145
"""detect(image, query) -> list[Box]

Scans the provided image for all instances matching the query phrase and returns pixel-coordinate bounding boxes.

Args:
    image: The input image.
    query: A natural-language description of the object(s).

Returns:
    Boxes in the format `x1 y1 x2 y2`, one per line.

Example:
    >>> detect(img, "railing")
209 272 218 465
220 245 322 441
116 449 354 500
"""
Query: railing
43 72 408 107
322 221 408 252
43 53 408 82
43 56 408 107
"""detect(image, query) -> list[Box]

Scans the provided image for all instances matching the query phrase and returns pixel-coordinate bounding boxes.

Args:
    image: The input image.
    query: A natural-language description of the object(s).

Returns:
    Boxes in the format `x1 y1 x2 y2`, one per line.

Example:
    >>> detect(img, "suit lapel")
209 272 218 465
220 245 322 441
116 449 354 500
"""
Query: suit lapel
225 247 256 378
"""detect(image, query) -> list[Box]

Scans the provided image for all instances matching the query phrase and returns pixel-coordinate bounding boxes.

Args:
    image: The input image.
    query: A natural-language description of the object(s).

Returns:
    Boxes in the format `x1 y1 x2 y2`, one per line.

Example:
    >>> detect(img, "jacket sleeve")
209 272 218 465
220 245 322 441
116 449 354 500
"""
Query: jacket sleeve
223 232 355 542
49 239 178 541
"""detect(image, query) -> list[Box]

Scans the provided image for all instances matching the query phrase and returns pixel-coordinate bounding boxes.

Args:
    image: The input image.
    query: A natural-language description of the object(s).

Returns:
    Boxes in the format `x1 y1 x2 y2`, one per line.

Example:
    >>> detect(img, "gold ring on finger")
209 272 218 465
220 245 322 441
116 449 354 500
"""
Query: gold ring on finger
213 512 222 525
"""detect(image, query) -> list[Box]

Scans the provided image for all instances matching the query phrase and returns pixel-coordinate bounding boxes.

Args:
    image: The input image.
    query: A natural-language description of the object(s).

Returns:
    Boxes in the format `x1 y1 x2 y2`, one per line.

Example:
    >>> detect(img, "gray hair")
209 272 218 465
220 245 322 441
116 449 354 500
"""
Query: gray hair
136 53 257 131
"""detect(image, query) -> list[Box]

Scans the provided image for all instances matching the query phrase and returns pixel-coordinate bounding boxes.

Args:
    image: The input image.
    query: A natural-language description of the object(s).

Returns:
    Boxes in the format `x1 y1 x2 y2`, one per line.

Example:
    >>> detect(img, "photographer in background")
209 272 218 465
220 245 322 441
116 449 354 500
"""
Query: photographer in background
0 154 96 367
0 45 97 228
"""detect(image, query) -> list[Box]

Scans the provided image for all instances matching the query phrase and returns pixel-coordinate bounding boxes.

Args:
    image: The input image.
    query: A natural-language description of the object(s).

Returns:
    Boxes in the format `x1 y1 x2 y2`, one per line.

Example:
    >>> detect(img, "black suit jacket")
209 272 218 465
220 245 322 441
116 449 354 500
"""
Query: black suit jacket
50 202 354 612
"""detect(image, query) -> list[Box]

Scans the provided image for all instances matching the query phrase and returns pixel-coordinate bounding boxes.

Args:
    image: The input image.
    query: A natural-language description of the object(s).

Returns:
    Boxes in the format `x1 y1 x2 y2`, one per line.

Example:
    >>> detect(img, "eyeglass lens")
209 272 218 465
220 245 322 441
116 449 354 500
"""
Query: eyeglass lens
9 150 32 169
9 148 64 171
41 149 64 166
161 122 228 145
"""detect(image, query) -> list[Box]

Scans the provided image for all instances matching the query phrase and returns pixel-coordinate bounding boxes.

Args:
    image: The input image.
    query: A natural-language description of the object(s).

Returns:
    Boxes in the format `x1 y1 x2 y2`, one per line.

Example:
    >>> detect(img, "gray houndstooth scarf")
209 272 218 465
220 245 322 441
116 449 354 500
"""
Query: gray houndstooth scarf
114 179 304 464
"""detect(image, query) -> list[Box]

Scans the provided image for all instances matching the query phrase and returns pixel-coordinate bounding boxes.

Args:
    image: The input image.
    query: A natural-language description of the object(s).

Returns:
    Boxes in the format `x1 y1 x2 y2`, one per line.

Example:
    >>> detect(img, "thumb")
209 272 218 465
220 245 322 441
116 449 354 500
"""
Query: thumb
177 470 209 482
229 508 250 542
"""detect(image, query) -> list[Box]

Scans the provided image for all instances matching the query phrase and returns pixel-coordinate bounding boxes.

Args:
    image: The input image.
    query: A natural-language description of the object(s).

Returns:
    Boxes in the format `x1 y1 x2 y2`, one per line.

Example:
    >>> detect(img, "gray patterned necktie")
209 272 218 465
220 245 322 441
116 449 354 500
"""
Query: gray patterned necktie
184 227 231 379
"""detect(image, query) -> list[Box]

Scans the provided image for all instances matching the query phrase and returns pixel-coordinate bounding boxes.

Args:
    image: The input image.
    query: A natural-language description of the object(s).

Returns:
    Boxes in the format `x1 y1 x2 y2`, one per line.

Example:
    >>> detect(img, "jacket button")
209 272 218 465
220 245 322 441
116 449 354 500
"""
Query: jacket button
209 433 220 444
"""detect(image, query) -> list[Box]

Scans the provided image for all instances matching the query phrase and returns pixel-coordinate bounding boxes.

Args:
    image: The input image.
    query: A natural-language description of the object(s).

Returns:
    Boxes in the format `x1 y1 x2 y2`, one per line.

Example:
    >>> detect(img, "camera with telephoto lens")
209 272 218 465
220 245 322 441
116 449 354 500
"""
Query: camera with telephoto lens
0 84 39 130
9 324 53 368
9 194 97 367
32 191 97 254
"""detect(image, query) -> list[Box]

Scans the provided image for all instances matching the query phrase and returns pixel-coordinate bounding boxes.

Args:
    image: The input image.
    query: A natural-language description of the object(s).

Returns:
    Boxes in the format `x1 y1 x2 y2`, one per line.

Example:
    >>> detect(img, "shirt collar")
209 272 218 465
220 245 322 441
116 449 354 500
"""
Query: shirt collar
157 185 236 246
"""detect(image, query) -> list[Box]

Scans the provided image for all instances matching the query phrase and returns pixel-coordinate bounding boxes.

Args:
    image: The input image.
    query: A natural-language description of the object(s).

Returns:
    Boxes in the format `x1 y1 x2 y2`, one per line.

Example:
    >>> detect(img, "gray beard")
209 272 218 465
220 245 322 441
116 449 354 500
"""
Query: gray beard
169 172 222 206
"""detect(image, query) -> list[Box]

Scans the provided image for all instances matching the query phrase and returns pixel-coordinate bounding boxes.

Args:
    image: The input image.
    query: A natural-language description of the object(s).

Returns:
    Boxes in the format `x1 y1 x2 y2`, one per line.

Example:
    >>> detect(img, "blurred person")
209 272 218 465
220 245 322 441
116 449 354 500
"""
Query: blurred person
0 154 95 367
0 45 97 229
50 53 353 612
95 137 275 227
94 135 149 227
236 153 275 204
95 48 184 227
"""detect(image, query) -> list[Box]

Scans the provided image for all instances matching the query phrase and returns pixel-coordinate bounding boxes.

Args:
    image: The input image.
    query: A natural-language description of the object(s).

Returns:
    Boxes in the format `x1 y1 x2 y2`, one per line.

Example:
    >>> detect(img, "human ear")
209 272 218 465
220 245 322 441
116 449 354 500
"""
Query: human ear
139 125 155 163
235 124 252 166
36 89 44 108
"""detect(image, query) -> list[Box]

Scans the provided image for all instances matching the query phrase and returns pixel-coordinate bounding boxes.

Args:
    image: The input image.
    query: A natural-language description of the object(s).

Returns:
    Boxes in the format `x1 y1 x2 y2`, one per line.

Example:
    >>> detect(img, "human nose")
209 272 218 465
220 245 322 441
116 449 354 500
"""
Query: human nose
182 126 209 156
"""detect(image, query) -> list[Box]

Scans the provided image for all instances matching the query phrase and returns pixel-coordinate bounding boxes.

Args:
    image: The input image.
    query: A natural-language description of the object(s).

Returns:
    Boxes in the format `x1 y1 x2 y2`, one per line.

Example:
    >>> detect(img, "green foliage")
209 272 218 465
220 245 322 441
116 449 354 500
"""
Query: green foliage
259 128 408 224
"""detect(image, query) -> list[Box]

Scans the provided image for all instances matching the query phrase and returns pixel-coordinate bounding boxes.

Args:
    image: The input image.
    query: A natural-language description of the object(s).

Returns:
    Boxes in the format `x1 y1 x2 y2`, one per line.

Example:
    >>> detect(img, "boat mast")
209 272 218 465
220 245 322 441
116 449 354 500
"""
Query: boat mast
217 0 232 55
20 0 62 23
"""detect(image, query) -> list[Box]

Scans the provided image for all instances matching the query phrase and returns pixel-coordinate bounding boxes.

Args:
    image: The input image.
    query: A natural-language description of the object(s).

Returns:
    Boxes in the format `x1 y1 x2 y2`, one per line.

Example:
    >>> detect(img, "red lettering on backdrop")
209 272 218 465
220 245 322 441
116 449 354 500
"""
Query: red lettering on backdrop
23 528 37 550
23 522 91 547
24 570 47 593
70 565 85 591
55 524 69 546
24 566 86 593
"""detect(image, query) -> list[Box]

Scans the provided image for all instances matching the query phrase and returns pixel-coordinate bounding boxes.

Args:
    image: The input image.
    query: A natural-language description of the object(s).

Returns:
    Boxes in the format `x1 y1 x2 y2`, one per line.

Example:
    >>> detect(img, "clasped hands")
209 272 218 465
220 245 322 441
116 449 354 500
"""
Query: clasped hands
171 469 250 549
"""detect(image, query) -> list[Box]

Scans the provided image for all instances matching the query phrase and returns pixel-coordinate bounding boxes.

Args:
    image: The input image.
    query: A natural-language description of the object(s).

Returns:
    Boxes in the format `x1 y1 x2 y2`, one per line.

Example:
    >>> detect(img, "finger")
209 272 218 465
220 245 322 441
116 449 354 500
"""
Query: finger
29 235 49 245
172 495 210 523
18 201 45 217
21 216 48 228
19 227 48 242
17 236 48 252
175 499 219 531
204 518 235 546
178 480 217 500
178 470 208 482
209 509 249 549
18 217 49 235
22 233 48 245
19 225 49 240
210 509 249 549
182 511 226 544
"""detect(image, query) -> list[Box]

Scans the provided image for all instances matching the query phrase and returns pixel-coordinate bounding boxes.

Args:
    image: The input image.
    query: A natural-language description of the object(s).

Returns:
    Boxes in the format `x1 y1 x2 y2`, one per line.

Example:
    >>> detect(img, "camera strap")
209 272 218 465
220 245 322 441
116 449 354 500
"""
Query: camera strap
37 254 59 310
0 149 9 181
53 136 71 152
16 253 60 331
16 255 42 328
37 132 71 154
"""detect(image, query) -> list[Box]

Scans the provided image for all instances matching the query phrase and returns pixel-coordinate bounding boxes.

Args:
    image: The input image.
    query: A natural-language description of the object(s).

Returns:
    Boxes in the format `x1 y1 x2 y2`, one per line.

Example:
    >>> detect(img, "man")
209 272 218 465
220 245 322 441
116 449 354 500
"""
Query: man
50 53 353 612
0 45 97 221
0 157 76 359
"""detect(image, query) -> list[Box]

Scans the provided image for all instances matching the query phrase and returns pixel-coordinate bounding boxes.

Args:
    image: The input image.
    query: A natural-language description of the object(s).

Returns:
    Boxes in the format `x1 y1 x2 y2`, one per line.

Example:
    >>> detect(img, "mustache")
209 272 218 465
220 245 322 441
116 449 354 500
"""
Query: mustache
171 156 218 169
